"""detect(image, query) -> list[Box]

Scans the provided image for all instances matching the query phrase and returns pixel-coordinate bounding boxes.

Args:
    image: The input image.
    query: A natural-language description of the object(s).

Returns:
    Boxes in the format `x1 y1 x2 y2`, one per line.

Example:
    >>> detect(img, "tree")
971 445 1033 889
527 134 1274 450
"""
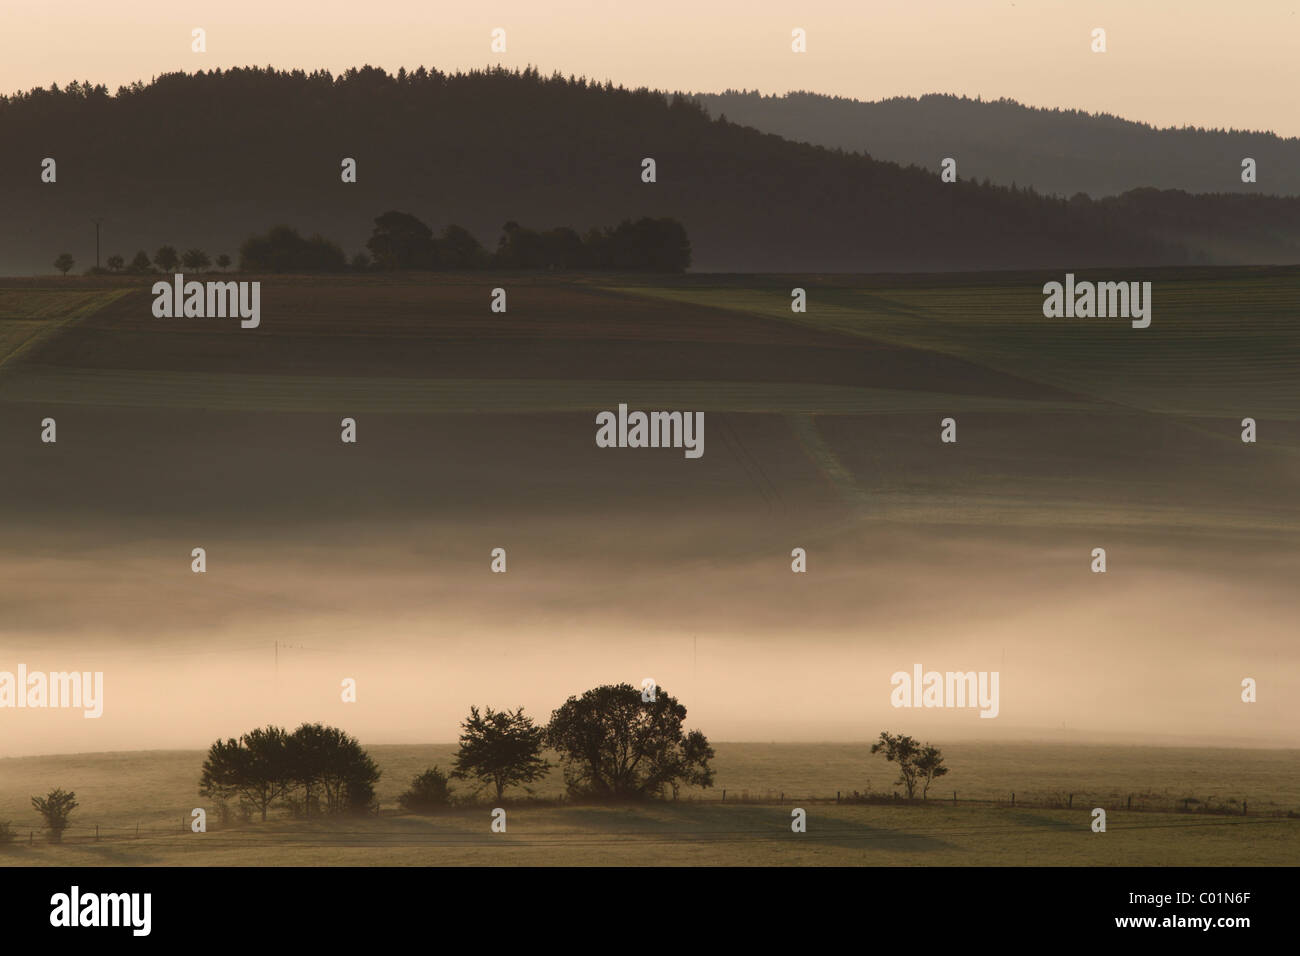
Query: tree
366 210 436 269
127 250 154 274
53 253 74 275
870 731 922 799
545 683 714 800
915 743 949 800
215 253 231 270
105 253 125 273
181 248 211 272
153 245 179 273
239 225 346 272
437 224 488 269
287 723 380 816
605 218 692 272
452 706 550 801
31 788 78 842
199 725 294 821
399 767 453 813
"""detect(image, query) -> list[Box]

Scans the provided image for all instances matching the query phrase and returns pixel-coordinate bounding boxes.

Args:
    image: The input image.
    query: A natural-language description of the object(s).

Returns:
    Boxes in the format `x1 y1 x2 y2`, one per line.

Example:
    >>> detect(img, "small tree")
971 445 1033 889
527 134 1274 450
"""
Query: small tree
871 731 922 799
915 743 949 799
399 767 454 813
181 248 211 272
127 250 154 274
153 245 179 273
53 253 74 275
452 706 550 801
105 253 125 273
32 788 78 842
215 253 231 270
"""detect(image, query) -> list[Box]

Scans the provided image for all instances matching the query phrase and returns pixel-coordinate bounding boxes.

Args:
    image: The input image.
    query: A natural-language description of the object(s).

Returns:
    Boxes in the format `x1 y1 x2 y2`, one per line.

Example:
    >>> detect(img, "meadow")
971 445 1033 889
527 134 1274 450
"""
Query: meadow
2 742 1298 866
1 269 1297 865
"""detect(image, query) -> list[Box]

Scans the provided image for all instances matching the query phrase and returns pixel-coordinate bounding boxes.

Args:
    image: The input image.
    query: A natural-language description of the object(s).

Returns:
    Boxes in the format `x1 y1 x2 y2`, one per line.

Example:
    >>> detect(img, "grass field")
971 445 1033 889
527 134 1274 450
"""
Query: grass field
2 743 1298 866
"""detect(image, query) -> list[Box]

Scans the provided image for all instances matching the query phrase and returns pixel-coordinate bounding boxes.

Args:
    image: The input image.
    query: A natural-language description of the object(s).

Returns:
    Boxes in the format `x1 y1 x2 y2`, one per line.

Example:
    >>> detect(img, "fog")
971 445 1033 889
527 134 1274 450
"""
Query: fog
4 515 1296 757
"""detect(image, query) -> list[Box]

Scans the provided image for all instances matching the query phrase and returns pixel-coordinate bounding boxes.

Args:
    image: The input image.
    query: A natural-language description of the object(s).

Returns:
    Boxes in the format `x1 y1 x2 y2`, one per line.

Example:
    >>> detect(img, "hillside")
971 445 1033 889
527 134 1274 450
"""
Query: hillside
2 68 1300 275
690 91 1300 199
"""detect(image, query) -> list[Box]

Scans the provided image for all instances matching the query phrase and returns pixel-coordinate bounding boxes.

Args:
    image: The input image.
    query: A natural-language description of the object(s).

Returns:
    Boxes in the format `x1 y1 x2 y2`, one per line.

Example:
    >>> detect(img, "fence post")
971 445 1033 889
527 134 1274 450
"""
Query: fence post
1127 794 1132 810
1011 792 1015 807
836 791 840 804
1068 793 1073 808
953 791 957 805
722 789 726 803
29 831 34 845
1243 800 1248 816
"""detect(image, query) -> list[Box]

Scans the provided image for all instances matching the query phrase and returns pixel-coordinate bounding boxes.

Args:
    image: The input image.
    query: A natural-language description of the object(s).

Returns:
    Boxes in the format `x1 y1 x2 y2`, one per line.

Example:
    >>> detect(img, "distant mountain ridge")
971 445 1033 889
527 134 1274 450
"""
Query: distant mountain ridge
690 91 1300 198
1 68 1298 275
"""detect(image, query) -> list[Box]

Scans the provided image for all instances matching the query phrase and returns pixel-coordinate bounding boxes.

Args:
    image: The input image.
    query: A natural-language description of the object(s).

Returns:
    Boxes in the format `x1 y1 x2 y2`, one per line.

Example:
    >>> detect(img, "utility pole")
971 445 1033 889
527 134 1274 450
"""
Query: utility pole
91 218 103 270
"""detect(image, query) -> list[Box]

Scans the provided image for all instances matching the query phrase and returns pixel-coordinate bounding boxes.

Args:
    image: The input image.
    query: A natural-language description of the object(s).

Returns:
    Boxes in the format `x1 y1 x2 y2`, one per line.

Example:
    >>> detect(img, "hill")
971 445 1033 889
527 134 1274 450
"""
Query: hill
690 91 1300 199
2 68 1300 275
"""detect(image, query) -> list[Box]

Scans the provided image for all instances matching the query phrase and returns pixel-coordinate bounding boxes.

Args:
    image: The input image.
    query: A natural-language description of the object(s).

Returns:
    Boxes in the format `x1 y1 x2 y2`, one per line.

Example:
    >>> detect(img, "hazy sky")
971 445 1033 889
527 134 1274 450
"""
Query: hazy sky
2 0 1298 136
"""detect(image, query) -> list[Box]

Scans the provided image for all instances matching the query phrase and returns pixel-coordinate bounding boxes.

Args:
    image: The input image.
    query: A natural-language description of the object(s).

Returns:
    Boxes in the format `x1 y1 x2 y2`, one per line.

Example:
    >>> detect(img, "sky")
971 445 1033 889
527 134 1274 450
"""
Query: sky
2 0 1298 136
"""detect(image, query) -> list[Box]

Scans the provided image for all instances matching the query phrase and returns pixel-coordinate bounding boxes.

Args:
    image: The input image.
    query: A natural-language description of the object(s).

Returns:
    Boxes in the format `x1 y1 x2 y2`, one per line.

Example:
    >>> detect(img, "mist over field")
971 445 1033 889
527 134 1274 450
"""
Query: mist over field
2 273 1297 761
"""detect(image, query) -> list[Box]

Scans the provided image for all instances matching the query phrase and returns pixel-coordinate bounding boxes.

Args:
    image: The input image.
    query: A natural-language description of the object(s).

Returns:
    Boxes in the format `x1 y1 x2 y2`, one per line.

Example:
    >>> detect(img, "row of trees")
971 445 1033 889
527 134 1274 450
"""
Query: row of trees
52 247 233 276
198 723 380 820
235 212 692 273
7 720 946 844
363 211 691 272
195 682 715 821
409 684 715 807
53 212 691 276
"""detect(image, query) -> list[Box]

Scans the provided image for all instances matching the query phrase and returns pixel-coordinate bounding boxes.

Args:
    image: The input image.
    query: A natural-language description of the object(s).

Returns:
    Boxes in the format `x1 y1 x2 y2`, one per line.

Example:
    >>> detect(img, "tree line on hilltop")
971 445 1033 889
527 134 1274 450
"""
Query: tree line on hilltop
51 210 691 276
13 65 1300 274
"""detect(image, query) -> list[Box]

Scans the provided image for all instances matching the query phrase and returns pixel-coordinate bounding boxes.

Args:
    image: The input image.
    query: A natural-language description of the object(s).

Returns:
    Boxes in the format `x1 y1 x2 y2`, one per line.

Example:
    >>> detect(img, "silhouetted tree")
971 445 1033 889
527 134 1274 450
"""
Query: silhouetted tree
181 248 210 272
31 788 78 842
452 706 550 801
127 250 154 274
437 224 488 269
366 210 436 269
399 767 454 813
916 743 949 799
105 253 125 272
239 225 346 272
215 253 231 270
871 731 921 798
199 725 293 821
287 723 380 816
153 245 179 272
53 252 74 275
545 683 714 800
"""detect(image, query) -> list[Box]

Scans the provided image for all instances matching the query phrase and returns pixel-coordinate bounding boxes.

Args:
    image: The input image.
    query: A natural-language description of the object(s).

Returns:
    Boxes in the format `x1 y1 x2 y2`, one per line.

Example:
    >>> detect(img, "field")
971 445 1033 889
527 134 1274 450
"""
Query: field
2 743 1298 866
1 268 1297 865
